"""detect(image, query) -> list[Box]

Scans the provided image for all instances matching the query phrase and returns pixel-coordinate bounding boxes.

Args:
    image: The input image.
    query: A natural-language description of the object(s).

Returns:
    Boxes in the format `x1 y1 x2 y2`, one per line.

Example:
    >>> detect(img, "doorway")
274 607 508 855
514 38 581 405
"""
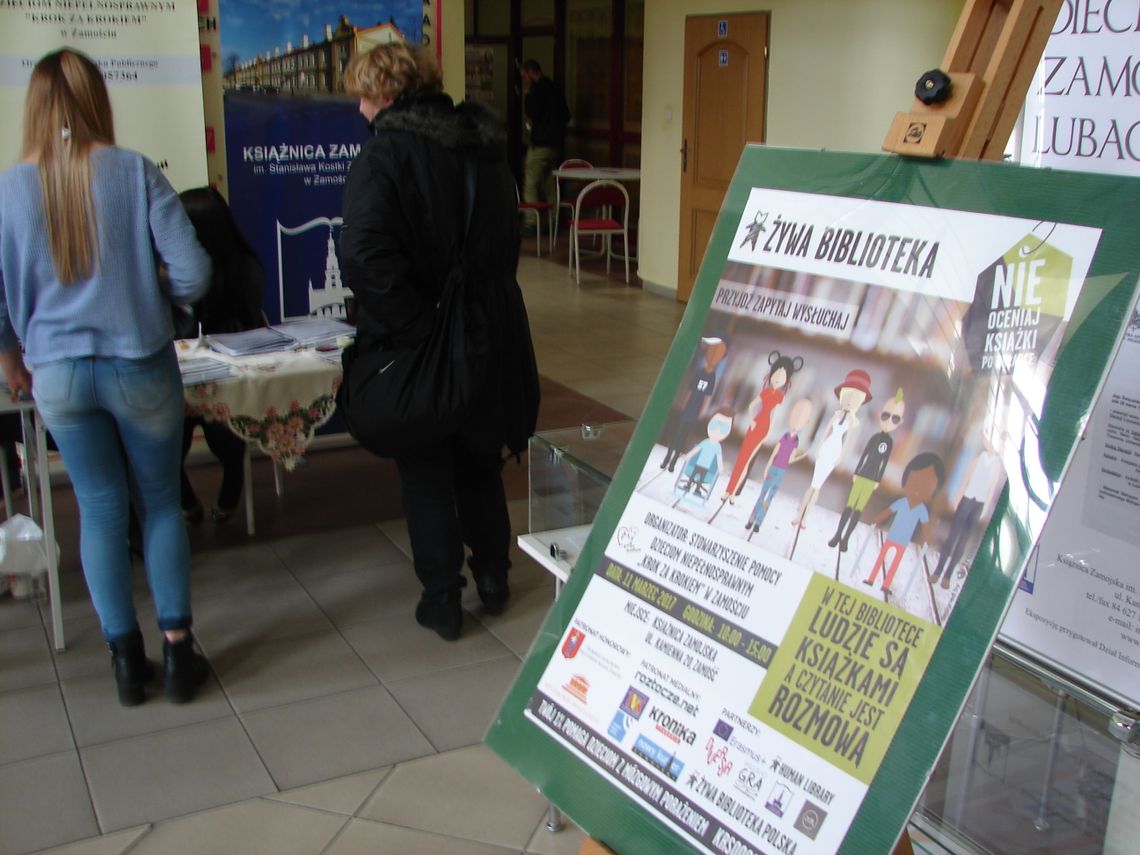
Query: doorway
676 13 769 302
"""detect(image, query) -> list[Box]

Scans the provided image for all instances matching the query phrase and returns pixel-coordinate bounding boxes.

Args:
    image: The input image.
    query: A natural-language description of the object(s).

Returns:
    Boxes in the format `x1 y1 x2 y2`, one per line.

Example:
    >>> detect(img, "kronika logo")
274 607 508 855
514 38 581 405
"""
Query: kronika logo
648 706 697 746
561 628 585 659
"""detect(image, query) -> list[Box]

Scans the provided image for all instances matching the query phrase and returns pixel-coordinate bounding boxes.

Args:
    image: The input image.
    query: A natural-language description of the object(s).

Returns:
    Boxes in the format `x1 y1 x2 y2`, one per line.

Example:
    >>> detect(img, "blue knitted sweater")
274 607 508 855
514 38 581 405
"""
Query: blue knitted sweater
0 146 211 367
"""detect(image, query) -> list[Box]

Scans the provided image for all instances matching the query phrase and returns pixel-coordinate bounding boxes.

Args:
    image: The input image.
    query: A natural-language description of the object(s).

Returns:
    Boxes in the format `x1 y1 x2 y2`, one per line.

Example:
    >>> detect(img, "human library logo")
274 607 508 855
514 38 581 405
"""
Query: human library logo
793 799 828 841
561 628 586 659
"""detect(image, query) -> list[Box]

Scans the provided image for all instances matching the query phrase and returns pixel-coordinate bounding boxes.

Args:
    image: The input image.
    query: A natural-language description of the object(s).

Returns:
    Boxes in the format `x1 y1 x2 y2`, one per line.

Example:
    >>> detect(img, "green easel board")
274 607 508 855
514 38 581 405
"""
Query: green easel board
486 147 1140 854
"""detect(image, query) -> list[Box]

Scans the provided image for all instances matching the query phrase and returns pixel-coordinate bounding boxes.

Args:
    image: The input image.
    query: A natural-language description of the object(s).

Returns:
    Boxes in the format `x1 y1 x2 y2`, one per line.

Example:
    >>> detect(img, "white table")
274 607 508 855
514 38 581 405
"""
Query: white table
551 167 641 263
551 166 641 183
179 346 343 535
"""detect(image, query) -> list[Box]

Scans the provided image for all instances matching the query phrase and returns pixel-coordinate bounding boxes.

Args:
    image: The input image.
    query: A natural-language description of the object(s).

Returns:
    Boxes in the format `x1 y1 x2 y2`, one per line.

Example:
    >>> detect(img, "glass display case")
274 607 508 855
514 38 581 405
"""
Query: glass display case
520 420 636 583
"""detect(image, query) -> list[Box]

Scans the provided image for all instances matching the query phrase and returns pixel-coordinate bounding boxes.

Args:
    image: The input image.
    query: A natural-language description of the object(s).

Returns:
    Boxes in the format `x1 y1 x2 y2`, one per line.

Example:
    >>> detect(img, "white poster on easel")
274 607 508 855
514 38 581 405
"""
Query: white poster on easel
1000 0 1140 709
0 0 206 190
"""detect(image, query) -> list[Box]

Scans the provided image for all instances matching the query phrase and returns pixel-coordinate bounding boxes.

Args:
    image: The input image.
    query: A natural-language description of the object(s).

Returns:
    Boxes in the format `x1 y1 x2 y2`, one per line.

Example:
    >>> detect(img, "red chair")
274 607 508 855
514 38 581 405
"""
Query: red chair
516 183 554 258
553 158 593 252
568 179 629 285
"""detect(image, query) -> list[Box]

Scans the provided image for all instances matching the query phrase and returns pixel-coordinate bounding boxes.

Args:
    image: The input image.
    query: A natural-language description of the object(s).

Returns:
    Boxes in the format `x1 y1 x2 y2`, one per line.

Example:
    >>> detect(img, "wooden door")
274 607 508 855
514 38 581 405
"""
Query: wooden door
677 13 769 302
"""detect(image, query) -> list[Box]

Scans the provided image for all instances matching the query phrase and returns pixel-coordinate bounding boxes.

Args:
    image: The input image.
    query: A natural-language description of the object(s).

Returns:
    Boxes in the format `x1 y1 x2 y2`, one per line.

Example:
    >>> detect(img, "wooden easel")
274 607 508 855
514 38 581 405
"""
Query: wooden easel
884 0 1063 160
578 2 1060 853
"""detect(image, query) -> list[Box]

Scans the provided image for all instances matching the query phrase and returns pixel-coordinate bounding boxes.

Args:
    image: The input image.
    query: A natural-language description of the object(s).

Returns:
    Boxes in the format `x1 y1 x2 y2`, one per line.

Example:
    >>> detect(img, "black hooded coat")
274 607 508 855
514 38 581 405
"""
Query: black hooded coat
340 91 539 457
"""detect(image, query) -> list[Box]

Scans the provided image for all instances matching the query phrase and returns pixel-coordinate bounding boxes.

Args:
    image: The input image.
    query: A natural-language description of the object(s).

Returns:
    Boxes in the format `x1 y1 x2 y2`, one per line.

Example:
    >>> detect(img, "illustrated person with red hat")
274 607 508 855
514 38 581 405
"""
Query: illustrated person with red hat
791 368 873 530
828 388 906 552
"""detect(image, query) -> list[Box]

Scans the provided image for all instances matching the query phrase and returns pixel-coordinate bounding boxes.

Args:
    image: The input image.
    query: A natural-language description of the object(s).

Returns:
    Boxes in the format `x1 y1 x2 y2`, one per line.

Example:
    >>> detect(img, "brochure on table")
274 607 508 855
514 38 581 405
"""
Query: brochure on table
486 148 1140 855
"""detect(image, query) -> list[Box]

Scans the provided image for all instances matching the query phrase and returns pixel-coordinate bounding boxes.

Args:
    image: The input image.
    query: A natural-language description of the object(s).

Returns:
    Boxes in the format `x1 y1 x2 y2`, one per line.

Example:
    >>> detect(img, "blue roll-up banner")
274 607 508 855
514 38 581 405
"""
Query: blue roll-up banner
217 0 423 322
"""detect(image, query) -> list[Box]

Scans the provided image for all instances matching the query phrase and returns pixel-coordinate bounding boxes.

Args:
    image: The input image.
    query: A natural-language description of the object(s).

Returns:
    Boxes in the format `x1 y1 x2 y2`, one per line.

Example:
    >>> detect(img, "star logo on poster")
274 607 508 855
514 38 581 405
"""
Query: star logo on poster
739 210 769 251
562 628 586 658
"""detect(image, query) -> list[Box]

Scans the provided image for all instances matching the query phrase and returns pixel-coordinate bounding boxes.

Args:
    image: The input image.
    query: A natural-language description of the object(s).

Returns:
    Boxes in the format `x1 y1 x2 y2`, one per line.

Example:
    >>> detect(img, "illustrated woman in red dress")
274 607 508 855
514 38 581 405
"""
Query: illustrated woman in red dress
722 351 804 502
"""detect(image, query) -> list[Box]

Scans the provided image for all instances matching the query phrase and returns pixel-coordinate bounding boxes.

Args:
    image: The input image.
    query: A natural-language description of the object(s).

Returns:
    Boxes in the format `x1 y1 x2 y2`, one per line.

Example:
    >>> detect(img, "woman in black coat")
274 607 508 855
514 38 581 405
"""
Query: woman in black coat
341 43 539 641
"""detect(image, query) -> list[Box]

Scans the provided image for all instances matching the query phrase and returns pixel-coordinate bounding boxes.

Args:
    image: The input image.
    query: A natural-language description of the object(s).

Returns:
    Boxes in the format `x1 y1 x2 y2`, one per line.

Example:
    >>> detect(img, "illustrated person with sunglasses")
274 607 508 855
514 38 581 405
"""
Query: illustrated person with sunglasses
829 388 906 552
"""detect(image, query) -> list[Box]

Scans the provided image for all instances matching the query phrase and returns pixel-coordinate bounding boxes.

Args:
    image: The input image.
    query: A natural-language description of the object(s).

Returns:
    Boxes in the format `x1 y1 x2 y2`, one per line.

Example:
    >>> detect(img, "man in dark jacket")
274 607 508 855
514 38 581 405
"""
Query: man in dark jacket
341 43 539 641
520 59 570 229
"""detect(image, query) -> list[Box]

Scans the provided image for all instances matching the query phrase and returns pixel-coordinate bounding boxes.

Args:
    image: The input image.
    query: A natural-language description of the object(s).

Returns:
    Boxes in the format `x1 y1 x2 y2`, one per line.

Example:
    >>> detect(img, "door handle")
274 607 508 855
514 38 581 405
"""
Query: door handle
680 138 688 172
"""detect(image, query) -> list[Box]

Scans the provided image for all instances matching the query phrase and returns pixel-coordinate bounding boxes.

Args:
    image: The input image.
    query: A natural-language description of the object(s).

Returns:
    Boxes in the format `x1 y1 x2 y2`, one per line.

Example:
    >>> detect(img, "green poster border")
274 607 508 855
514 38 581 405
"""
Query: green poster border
486 148 1140 854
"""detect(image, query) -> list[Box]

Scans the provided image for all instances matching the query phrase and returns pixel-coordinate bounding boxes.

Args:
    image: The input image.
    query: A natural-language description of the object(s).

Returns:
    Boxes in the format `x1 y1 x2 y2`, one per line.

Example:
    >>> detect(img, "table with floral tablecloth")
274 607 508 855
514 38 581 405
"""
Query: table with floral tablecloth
181 350 342 471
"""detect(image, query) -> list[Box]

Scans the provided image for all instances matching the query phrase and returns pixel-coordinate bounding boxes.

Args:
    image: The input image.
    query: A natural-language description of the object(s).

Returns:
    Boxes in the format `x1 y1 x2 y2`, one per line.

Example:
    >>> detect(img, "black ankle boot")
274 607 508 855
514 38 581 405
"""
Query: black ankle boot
415 590 462 641
163 633 209 704
469 558 510 616
475 576 510 616
108 630 154 707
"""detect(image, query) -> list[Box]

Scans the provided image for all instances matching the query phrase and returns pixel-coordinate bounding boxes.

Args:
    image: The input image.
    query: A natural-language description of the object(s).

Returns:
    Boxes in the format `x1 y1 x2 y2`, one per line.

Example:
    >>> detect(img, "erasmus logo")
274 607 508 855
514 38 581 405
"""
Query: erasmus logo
963 222 1071 375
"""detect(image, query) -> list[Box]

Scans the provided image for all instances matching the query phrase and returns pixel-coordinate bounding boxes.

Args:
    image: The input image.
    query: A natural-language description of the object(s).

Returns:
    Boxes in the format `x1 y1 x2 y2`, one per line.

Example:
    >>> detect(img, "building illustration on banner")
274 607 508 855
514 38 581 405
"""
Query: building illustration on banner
224 19 404 96
276 216 351 321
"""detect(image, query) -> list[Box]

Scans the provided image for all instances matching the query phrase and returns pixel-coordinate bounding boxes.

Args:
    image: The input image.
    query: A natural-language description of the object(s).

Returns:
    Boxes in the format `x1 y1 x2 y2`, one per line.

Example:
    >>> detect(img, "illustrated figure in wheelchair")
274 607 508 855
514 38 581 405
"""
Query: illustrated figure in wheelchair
673 409 733 507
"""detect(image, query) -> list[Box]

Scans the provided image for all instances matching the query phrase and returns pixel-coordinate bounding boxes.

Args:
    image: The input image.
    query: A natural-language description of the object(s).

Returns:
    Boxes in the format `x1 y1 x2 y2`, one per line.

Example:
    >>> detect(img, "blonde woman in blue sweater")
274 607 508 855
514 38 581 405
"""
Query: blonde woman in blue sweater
0 49 213 705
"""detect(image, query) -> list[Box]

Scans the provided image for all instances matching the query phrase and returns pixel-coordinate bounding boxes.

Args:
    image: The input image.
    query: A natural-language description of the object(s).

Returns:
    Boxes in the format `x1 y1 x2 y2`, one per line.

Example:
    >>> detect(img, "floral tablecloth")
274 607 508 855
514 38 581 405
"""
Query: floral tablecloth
182 350 342 471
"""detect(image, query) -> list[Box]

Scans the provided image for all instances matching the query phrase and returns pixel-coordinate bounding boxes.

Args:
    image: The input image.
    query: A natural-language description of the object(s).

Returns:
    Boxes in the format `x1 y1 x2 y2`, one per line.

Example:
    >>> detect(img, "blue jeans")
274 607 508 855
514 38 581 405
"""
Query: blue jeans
748 467 785 528
33 347 192 641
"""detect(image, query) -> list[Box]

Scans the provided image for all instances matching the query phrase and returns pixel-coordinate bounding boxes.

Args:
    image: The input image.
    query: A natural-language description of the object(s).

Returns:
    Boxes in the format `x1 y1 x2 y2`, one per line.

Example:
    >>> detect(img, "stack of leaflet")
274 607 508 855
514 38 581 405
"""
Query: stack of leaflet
178 356 233 386
269 318 354 349
207 327 294 356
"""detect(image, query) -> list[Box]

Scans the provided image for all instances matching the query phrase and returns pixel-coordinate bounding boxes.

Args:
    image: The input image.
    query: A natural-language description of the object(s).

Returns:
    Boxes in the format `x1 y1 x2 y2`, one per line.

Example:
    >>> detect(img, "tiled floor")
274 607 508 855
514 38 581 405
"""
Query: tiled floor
0 248 686 855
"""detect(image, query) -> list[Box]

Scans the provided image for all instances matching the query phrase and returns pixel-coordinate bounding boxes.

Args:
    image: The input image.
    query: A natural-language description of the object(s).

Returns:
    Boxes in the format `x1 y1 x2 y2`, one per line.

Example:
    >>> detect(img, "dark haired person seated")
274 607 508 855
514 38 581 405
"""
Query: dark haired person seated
176 187 266 523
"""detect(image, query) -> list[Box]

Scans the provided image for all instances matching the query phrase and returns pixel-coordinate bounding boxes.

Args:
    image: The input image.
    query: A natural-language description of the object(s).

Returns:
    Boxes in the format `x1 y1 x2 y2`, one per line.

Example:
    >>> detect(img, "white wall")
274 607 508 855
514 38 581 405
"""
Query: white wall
639 0 963 297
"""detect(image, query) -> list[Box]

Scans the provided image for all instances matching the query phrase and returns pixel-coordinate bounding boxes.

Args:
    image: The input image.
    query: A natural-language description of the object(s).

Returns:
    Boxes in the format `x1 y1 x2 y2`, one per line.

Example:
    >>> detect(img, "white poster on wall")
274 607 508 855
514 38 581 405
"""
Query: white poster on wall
1000 311 1140 710
0 0 206 190
1001 0 1140 708
1018 0 1140 176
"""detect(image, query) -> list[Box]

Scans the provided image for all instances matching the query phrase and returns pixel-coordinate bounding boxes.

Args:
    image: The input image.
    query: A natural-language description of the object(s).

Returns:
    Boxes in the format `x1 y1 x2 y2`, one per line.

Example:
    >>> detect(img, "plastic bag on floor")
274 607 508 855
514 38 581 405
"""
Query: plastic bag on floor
0 513 56 599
